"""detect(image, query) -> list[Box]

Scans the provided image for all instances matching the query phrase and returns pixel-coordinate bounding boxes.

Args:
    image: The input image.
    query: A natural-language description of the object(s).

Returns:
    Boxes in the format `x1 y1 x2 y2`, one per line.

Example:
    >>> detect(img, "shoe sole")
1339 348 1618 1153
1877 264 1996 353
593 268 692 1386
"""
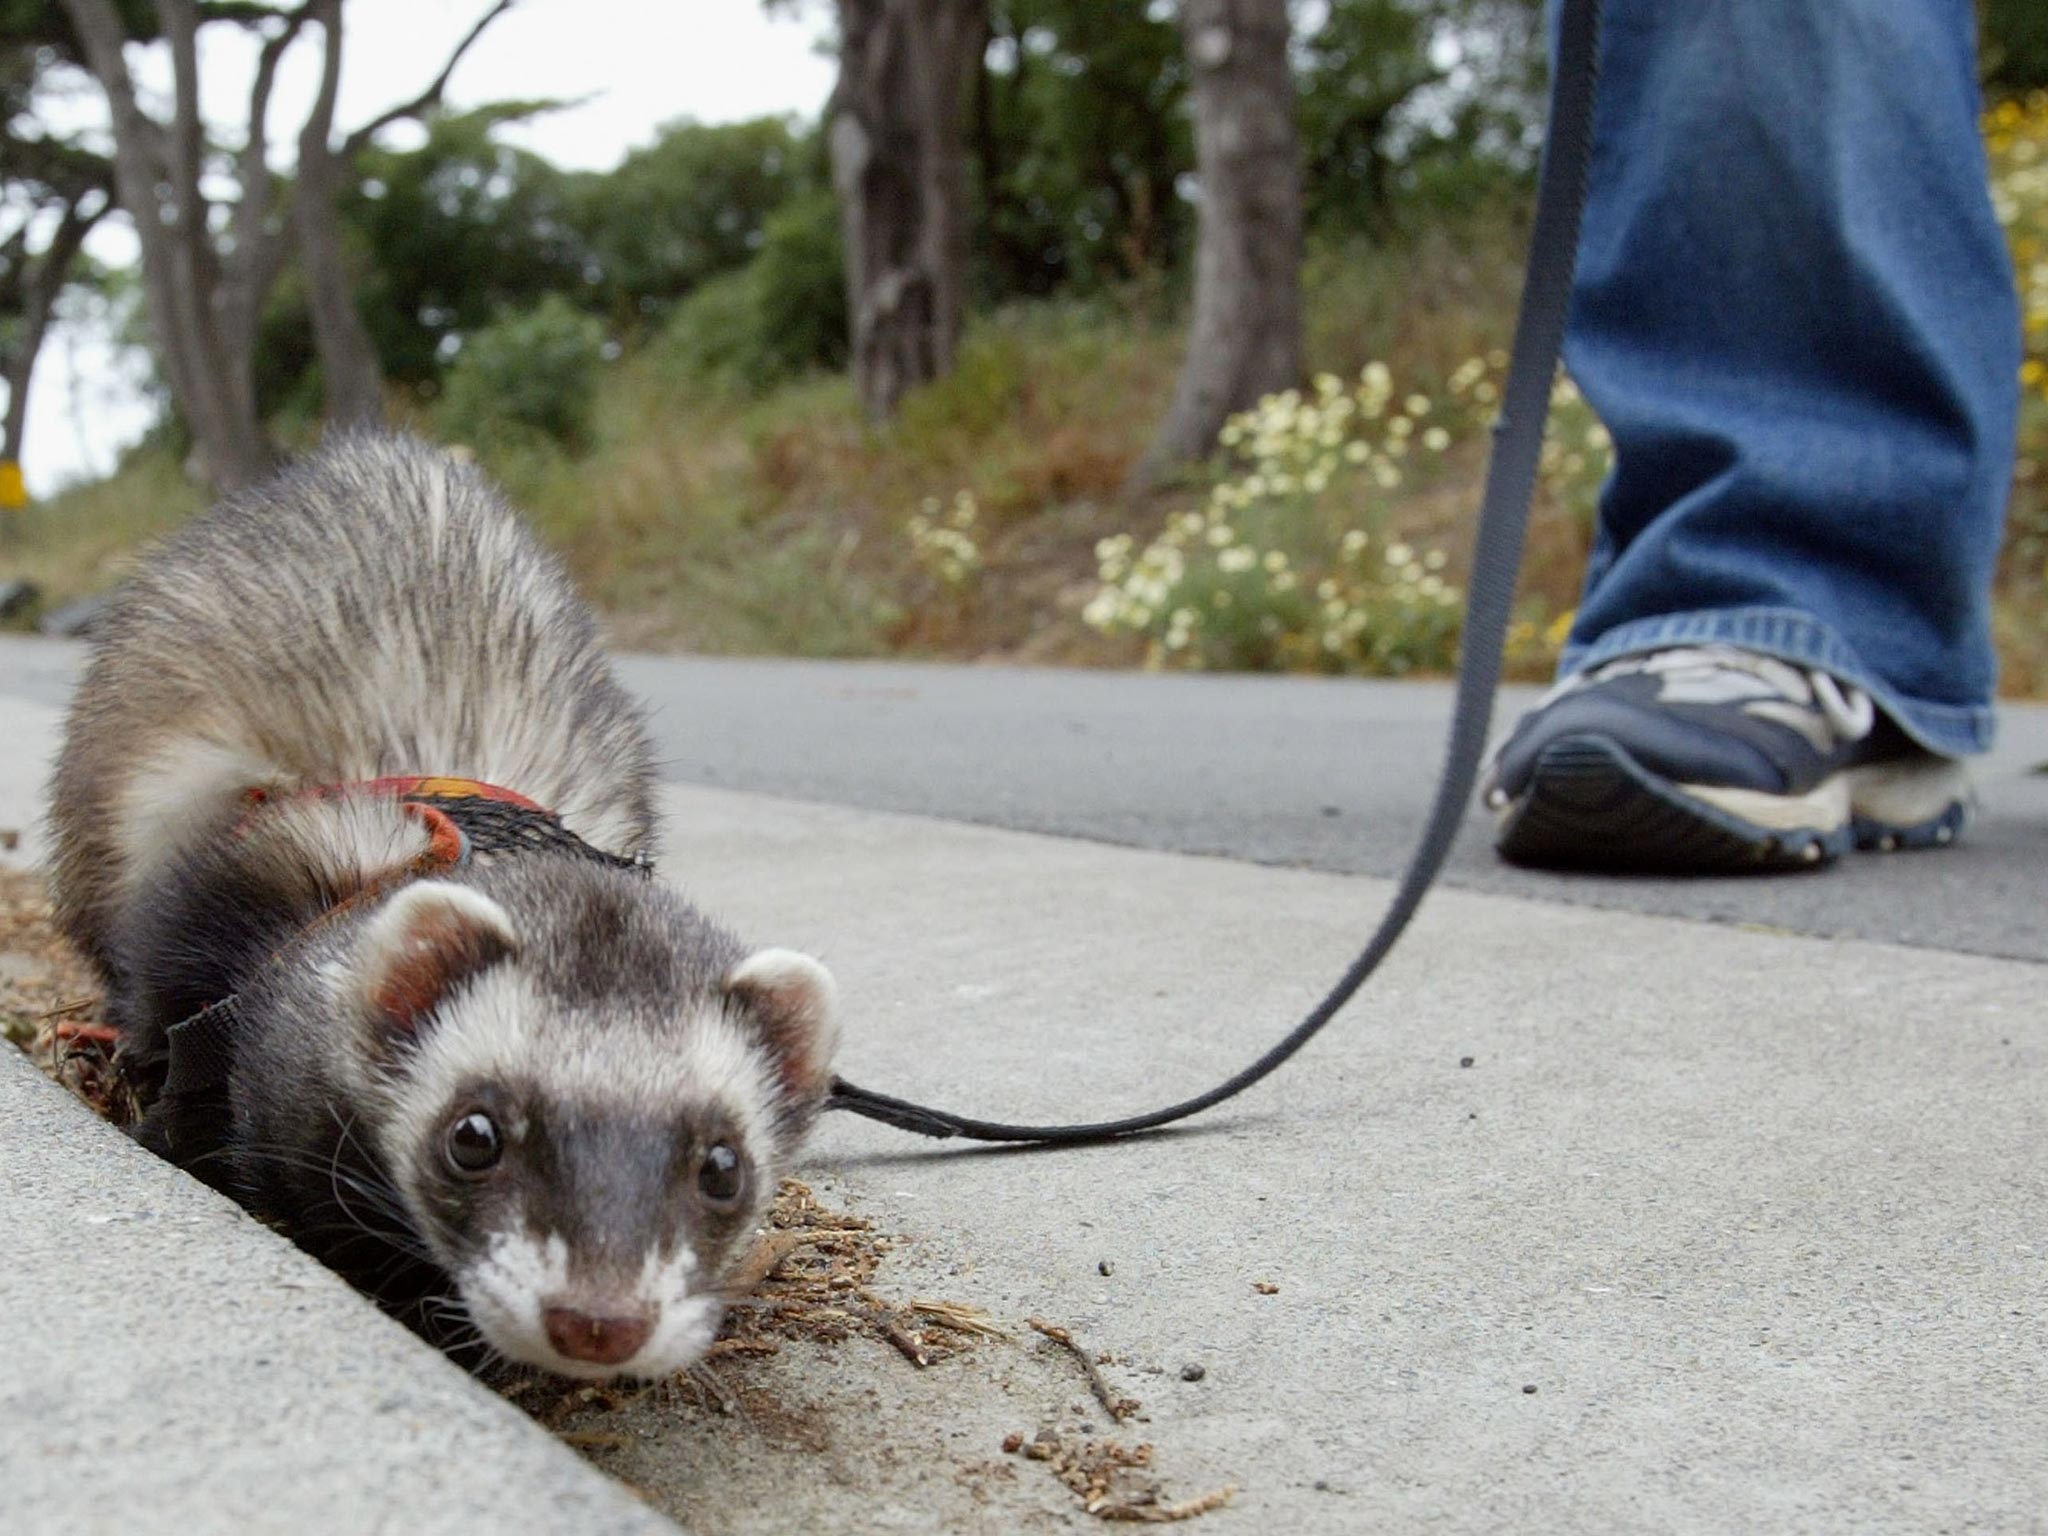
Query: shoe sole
1494 735 1970 875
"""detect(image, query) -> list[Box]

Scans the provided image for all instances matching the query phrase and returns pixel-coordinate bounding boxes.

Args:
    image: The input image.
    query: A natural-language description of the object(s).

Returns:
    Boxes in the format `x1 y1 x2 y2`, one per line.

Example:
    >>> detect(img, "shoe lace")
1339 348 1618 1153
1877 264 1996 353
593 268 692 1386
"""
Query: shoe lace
1570 645 1877 742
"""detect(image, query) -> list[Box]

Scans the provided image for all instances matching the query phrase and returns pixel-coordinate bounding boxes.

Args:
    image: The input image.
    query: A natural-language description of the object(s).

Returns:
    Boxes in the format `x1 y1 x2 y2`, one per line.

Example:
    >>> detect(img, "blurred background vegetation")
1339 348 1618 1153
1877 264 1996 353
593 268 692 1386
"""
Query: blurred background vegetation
5 0 2047 692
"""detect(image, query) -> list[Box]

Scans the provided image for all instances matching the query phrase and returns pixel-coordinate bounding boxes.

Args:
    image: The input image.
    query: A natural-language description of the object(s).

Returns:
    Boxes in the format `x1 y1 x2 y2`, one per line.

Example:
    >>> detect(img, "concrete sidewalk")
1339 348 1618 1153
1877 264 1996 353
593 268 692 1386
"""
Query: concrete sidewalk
4 692 2046 1532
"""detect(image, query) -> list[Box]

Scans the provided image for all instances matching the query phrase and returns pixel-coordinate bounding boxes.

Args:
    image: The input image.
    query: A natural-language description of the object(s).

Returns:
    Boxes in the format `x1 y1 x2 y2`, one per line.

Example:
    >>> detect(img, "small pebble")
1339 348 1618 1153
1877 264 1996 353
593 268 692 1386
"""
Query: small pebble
1097 1259 1115 1277
1001 1432 1024 1454
1459 1055 1476 1068
1180 1363 1207 1382
1522 1383 1538 1395
1253 1281 1280 1295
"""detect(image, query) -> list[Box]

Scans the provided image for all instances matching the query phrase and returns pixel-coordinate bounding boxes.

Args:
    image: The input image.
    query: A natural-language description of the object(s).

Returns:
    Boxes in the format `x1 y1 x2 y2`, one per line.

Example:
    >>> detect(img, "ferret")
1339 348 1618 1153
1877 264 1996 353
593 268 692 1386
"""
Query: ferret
46 431 839 1380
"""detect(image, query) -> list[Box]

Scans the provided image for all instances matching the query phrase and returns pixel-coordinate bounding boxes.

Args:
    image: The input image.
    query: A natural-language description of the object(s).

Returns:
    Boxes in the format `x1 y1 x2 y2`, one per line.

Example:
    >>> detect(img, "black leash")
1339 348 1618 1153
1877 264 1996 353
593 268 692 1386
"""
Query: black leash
823 0 1604 1146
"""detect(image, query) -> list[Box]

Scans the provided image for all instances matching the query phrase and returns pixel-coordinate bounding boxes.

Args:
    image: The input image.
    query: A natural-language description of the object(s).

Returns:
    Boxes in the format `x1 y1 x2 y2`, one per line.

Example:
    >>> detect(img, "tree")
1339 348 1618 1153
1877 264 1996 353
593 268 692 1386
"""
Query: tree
0 35 113 475
581 116 816 324
294 0 511 426
59 0 302 491
334 105 588 393
1296 0 1442 233
1983 0 2048 89
976 0 1190 299
57 0 510 492
1137 0 1302 483
828 0 989 419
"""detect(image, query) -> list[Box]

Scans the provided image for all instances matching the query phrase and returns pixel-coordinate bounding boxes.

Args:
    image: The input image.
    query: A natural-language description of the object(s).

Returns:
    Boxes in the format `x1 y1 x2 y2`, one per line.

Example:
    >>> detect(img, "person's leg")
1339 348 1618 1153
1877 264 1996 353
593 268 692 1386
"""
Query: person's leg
1493 0 2022 870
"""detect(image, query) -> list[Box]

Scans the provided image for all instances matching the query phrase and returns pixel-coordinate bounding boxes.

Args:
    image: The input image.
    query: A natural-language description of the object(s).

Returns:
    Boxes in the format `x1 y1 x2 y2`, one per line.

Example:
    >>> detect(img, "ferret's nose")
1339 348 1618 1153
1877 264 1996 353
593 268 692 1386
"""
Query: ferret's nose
543 1305 654 1367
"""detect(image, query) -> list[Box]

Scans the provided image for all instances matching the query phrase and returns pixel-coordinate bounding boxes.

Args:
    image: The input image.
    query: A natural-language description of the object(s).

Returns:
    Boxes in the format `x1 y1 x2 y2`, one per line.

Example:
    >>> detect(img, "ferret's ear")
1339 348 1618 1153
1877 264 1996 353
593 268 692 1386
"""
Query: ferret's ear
353 881 517 1046
723 948 840 1107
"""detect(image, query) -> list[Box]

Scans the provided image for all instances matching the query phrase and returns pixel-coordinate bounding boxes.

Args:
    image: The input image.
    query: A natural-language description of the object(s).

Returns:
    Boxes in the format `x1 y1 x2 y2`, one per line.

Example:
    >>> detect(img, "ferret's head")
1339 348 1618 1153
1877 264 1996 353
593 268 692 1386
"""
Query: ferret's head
337 863 838 1380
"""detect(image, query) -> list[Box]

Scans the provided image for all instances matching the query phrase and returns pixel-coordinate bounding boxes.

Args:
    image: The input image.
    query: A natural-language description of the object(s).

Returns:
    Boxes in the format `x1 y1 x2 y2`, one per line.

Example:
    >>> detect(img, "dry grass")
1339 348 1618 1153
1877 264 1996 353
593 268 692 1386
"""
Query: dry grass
0 865 132 1122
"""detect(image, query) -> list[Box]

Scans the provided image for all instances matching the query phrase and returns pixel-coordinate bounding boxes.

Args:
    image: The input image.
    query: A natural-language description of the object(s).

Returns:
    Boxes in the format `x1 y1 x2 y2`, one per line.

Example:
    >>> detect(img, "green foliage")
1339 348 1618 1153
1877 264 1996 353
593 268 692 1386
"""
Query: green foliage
658 188 846 390
977 0 1190 298
579 116 818 321
343 105 591 388
1297 0 1442 232
751 189 849 376
1302 0 1546 233
438 295 608 450
1984 0 2048 90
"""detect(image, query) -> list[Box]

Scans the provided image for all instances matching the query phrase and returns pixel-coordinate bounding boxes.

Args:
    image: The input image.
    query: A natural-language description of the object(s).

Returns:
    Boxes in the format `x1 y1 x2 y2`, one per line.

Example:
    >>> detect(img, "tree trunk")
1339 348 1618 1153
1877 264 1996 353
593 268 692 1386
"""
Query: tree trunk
829 0 987 420
297 0 386 427
1 200 103 469
1137 0 1303 485
59 0 279 494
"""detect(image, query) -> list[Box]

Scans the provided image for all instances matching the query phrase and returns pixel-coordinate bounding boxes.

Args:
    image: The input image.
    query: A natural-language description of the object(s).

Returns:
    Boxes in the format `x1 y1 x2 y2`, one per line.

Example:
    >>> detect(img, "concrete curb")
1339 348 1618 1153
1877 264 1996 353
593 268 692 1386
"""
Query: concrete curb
0 1047 675 1536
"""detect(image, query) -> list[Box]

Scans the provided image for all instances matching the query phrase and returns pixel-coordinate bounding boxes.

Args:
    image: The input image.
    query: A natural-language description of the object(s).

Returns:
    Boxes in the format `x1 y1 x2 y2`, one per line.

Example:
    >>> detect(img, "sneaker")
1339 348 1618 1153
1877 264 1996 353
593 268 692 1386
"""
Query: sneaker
1482 645 1972 872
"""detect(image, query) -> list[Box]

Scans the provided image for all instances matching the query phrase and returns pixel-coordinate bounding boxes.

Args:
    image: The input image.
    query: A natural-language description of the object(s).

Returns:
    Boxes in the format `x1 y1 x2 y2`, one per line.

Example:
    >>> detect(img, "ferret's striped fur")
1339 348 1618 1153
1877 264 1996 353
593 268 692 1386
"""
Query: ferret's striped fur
47 432 839 1380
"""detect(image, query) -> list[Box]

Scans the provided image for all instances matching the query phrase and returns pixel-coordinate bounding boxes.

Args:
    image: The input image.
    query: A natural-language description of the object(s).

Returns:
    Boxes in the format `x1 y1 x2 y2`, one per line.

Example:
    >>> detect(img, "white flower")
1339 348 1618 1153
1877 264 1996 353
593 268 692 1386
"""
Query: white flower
1421 426 1452 453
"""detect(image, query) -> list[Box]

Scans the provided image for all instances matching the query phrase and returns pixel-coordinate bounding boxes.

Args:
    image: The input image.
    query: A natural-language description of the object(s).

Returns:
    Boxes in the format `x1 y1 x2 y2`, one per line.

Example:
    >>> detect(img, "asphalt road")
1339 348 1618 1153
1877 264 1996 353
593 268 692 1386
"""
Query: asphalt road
7 634 2048 961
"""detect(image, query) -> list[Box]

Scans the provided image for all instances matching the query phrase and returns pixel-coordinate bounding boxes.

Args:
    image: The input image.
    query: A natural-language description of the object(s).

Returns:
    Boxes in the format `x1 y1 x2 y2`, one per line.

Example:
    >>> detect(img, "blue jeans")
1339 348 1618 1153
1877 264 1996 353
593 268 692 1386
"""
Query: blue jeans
1558 0 2022 756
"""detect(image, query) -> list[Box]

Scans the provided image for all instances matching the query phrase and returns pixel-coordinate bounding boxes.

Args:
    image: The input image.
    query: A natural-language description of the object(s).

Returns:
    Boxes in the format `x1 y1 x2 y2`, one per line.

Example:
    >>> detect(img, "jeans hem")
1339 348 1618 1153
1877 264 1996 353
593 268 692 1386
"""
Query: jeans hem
1556 608 1996 757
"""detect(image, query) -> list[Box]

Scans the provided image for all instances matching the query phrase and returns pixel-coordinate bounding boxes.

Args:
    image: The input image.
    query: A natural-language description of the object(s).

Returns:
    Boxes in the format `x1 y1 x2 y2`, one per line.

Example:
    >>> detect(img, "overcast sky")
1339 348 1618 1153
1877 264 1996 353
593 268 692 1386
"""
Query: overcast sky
21 0 838 494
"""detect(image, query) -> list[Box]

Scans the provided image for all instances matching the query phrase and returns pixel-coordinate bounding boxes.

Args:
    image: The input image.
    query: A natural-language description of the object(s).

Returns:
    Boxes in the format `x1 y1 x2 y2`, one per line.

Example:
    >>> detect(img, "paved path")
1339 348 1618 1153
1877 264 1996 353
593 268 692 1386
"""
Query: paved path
2 643 2044 1533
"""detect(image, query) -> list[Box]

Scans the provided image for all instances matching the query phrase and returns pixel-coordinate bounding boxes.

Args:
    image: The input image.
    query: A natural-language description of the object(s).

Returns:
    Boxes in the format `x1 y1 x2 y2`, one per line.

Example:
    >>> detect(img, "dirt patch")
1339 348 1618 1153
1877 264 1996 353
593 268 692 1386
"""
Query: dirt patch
1010 1426 1237 1523
518 1179 1240 1528
0 866 132 1123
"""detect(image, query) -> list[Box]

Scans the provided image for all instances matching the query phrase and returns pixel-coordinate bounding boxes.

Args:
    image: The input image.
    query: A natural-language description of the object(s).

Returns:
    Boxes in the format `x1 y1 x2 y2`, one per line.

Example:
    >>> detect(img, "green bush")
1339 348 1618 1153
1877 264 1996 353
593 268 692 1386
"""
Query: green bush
579 117 815 318
657 189 846 392
439 295 609 450
749 189 848 379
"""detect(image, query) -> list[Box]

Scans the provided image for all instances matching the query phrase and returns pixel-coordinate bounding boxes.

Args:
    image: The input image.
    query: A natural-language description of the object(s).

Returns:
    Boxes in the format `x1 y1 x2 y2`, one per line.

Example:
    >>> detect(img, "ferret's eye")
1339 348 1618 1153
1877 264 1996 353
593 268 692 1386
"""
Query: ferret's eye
697 1143 743 1205
445 1111 502 1175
